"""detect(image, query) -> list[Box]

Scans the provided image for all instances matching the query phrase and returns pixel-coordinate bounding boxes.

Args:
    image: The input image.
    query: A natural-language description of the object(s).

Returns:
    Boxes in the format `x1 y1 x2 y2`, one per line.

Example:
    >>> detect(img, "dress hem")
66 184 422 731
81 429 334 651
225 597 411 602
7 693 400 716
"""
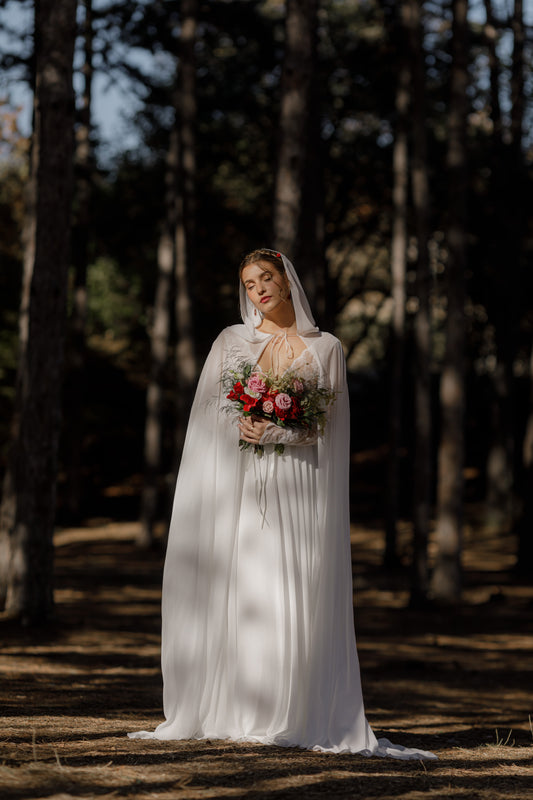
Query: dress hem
127 731 437 761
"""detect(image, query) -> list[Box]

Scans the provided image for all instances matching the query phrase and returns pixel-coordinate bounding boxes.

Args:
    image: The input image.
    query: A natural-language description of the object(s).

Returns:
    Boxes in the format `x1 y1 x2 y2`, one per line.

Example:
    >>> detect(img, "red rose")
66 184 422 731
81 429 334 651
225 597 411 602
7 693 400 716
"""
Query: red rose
227 381 244 401
289 397 302 421
240 393 261 413
275 405 290 420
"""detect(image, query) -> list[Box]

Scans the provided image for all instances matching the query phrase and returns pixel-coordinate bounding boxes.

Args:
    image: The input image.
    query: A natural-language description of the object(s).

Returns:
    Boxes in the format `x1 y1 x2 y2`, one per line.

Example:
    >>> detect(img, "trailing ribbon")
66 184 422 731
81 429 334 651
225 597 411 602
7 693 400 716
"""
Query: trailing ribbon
253 449 277 529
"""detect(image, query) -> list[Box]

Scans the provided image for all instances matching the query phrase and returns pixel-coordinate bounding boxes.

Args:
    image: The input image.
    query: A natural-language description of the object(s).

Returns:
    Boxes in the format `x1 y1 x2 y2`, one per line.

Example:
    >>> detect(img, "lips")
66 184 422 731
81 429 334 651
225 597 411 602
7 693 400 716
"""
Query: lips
260 296 272 304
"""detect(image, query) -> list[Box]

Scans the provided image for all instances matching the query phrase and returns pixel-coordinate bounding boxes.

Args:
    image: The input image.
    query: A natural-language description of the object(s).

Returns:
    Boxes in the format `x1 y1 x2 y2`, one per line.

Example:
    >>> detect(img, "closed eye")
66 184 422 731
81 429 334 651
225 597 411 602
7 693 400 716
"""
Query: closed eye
245 271 272 289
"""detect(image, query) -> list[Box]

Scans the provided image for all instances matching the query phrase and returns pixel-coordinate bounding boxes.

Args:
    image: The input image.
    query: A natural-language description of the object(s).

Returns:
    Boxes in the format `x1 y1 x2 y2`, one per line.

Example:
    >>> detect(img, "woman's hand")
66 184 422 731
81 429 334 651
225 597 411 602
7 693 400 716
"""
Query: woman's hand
238 415 271 445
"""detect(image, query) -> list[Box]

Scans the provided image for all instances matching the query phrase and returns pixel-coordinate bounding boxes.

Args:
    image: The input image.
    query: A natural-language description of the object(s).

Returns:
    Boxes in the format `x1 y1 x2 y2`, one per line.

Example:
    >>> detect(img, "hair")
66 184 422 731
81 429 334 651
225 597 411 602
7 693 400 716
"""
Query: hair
239 248 286 281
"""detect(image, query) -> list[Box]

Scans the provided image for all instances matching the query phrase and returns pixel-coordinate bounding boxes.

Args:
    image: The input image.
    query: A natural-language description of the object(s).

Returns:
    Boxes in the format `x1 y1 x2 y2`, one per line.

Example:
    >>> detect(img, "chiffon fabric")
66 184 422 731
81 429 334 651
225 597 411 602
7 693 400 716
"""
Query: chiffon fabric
129 254 436 760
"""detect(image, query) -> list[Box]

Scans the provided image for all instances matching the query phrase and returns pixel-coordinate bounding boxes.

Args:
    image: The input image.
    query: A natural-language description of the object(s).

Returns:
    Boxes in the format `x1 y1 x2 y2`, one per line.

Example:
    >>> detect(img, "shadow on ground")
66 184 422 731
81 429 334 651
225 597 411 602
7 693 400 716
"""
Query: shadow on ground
0 519 532 799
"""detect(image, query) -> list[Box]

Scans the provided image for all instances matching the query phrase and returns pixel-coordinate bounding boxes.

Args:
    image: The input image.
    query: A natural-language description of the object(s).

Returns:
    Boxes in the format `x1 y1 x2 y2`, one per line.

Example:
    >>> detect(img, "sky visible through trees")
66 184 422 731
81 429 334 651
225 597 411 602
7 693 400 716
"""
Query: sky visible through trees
2 1 533 162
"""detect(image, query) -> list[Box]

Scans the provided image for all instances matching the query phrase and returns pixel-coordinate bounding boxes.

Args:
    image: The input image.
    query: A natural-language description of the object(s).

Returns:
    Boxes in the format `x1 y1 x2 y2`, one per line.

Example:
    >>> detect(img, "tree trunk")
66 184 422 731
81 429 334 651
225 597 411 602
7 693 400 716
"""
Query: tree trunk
402 0 433 602
174 0 198 463
516 343 533 572
483 0 524 532
297 59 325 320
485 359 514 528
384 4 409 570
482 0 502 141
0 0 76 623
139 127 176 548
510 0 524 160
140 0 199 545
509 0 529 567
0 27 39 607
481 0 515 531
431 0 468 604
65 0 93 521
273 0 318 261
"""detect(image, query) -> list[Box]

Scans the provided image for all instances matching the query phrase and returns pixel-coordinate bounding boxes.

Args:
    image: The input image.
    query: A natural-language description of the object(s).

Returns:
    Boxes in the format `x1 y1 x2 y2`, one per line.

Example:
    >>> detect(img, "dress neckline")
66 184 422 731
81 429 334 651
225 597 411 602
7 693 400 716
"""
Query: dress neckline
255 347 315 380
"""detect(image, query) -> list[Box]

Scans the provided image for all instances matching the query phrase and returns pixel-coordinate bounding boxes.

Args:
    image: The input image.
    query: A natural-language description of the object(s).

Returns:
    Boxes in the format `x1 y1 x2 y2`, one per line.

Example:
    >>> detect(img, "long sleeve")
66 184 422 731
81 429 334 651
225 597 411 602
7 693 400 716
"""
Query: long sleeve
259 421 318 447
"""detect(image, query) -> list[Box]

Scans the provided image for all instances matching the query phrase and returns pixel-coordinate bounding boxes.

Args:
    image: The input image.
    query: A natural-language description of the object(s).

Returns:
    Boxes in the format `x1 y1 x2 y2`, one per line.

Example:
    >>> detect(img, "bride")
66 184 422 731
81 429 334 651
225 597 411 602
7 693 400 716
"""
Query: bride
129 249 436 759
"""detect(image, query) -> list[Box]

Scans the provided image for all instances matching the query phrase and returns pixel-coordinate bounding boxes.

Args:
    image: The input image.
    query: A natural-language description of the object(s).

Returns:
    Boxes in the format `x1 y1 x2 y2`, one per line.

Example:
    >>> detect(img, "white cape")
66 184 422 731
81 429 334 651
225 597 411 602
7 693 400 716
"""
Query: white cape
129 318 436 760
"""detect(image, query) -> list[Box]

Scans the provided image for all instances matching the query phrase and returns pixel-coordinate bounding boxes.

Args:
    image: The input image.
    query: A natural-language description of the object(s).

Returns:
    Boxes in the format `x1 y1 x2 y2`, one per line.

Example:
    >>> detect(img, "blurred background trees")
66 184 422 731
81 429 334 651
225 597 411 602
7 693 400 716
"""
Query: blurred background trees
0 0 77 622
0 0 531 623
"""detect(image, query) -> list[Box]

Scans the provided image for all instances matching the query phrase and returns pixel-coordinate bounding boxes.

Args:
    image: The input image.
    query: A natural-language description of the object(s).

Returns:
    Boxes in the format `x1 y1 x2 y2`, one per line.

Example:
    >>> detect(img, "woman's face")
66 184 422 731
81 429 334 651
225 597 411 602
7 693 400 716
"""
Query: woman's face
241 261 290 315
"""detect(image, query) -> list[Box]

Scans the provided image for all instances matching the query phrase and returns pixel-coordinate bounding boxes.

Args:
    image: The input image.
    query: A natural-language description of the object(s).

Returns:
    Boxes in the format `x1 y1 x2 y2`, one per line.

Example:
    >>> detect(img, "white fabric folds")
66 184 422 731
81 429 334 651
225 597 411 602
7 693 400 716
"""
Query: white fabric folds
129 255 436 760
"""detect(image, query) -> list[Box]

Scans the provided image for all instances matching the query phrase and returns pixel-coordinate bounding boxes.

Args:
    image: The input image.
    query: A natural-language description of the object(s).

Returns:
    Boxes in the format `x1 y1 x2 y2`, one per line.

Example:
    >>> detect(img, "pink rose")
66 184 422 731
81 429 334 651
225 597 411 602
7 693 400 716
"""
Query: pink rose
275 393 292 411
247 373 267 395
292 378 304 393
262 399 274 414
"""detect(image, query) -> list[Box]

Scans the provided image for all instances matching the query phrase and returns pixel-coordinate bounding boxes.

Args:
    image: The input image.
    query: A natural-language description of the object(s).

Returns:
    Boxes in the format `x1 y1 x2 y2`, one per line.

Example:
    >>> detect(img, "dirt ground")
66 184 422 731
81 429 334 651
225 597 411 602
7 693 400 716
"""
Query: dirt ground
1 515 532 800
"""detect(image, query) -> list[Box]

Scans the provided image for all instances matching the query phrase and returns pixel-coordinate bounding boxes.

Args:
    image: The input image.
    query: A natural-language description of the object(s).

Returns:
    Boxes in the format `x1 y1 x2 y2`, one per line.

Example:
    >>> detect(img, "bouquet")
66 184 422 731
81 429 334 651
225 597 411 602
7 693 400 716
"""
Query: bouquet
224 361 336 455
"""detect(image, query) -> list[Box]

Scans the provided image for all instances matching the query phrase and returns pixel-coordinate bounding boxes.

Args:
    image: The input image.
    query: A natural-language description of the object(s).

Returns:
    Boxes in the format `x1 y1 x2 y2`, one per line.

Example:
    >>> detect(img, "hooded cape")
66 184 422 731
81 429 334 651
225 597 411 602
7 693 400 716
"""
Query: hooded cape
130 254 436 760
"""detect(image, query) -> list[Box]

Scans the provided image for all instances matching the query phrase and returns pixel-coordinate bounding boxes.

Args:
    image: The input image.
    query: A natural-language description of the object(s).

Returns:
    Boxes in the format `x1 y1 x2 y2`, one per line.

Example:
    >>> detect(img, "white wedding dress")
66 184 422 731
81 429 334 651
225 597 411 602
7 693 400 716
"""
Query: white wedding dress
129 254 436 760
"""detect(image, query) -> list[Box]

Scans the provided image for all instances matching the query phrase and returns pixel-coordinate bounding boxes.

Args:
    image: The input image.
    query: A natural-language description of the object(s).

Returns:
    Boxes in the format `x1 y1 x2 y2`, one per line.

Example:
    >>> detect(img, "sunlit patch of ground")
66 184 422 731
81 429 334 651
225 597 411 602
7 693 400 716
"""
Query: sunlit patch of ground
1 517 532 799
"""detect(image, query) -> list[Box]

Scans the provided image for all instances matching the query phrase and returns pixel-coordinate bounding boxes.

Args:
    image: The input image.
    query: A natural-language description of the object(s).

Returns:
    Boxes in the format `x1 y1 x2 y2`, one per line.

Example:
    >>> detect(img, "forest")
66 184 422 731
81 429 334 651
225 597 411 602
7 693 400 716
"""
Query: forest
0 0 532 621
1 1 533 797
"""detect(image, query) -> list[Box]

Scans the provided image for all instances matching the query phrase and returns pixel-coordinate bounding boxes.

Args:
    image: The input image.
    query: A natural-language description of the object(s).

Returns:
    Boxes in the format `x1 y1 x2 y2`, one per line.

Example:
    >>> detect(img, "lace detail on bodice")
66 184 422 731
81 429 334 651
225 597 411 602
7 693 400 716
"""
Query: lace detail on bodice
254 348 319 385
283 349 319 384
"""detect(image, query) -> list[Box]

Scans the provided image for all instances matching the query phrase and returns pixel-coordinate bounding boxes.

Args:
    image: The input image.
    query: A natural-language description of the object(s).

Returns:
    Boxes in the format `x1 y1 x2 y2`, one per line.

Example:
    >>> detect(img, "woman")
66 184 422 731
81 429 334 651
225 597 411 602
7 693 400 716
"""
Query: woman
130 249 436 759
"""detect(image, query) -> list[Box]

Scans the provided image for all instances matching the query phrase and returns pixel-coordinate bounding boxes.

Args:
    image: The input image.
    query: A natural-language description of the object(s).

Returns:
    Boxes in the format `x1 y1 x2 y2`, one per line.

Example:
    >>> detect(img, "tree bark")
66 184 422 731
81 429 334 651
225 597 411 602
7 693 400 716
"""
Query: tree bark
273 0 318 262
384 3 410 570
0 21 39 607
139 126 176 548
0 0 76 623
509 0 529 567
431 0 468 604
174 0 198 463
296 55 325 320
483 0 524 532
516 343 533 572
407 0 432 604
140 0 199 546
65 0 93 521
481 0 514 531
485 359 514 528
